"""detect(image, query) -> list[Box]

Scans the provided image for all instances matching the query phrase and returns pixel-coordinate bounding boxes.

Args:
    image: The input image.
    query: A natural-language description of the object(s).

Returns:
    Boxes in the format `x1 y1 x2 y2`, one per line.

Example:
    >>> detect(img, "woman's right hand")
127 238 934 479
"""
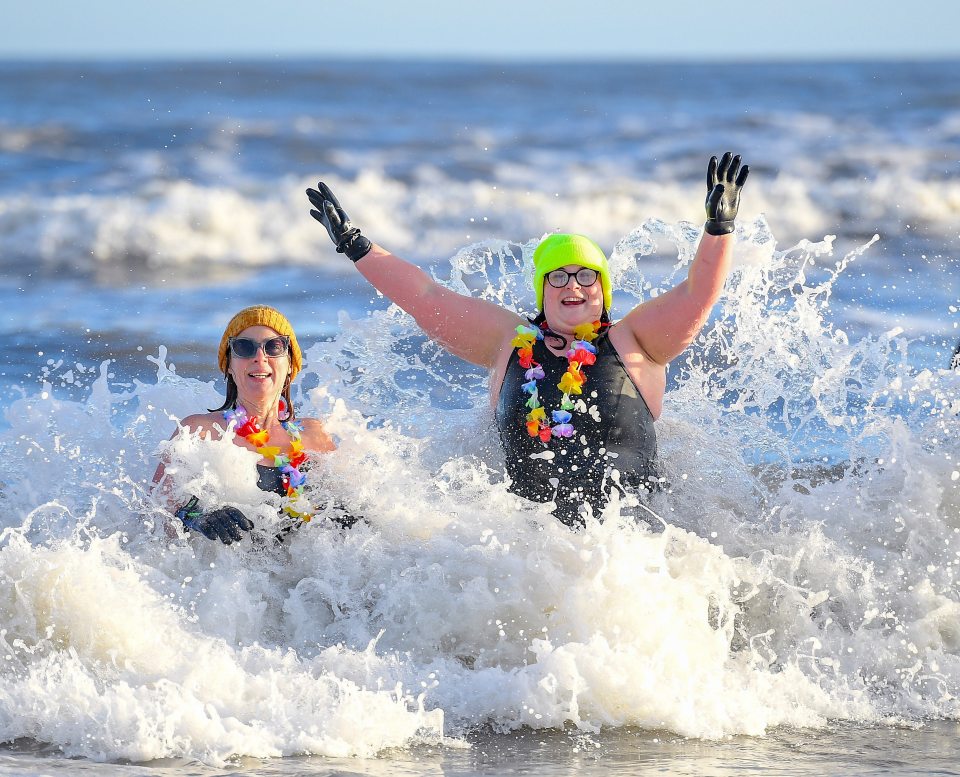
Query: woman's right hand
307 181 522 369
306 182 373 262
704 152 749 236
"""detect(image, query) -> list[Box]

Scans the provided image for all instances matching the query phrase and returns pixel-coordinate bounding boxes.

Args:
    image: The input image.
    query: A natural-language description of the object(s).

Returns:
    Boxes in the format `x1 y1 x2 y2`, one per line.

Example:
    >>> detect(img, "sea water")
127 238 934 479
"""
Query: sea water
0 60 959 776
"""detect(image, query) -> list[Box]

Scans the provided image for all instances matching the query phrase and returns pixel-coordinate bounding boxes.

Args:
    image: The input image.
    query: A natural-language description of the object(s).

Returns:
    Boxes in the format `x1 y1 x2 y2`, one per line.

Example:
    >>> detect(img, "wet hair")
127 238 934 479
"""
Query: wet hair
209 351 297 421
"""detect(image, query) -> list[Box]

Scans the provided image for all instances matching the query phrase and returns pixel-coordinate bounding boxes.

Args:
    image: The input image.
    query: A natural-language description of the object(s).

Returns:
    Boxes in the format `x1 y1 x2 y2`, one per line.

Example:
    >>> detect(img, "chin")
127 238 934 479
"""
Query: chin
240 380 280 397
551 307 600 327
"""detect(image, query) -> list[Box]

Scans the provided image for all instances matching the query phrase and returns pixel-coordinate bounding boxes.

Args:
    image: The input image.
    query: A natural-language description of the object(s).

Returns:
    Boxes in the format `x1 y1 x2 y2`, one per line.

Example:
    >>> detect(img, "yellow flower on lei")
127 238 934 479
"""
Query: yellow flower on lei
573 322 600 342
558 368 585 395
527 407 546 422
247 430 270 447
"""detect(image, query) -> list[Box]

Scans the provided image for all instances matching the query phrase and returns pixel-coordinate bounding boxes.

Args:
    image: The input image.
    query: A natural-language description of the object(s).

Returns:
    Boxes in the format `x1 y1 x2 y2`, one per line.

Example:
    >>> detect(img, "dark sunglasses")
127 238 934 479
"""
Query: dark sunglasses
546 267 599 288
228 335 290 359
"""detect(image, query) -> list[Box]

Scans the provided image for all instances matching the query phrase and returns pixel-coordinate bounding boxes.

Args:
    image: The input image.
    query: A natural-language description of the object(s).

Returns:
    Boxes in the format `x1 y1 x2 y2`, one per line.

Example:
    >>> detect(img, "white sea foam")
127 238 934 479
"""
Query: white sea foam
0 221 958 765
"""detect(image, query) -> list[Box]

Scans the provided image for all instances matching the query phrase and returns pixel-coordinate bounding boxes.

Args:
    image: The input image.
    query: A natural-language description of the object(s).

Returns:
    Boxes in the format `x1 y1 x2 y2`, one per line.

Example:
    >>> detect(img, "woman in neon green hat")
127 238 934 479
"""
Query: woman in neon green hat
307 153 749 526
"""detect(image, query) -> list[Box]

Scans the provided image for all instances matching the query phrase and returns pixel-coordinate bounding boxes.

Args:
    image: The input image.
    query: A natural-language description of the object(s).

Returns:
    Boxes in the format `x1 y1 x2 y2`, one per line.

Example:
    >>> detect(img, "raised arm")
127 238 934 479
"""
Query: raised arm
619 152 749 365
307 182 522 368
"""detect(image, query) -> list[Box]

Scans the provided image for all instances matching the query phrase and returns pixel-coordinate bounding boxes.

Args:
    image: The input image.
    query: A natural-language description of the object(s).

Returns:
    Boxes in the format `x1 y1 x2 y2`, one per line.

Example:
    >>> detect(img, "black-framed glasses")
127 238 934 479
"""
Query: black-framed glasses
228 335 290 359
546 267 599 289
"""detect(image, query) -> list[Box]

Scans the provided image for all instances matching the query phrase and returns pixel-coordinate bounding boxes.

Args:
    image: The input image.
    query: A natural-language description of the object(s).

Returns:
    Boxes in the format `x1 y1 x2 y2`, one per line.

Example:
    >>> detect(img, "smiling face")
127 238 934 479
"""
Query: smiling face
227 325 290 406
542 265 605 335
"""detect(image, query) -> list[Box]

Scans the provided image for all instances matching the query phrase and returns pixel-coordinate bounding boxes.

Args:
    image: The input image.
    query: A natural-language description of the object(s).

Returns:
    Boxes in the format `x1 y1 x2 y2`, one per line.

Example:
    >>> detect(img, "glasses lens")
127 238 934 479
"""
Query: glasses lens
230 338 258 358
263 336 289 357
575 268 598 286
546 268 598 288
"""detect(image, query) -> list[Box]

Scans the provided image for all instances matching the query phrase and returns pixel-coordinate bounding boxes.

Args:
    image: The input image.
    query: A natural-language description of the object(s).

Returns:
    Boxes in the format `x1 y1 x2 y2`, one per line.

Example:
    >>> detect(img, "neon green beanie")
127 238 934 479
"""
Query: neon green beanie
533 233 612 312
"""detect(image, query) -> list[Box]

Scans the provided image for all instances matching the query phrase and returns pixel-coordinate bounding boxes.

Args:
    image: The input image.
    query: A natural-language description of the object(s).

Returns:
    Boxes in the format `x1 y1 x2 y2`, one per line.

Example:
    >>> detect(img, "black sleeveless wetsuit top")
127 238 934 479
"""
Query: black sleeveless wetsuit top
495 328 659 526
256 464 286 496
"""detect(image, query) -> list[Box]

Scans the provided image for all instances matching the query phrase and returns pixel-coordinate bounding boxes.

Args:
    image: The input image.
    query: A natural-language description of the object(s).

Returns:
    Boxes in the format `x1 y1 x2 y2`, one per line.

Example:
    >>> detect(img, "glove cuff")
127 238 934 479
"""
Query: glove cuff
175 495 202 531
337 230 373 263
175 496 200 519
704 219 735 236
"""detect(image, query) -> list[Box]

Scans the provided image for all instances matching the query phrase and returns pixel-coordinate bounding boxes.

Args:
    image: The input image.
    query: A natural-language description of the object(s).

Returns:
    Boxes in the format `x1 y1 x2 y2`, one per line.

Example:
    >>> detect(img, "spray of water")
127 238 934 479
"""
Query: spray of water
0 219 958 764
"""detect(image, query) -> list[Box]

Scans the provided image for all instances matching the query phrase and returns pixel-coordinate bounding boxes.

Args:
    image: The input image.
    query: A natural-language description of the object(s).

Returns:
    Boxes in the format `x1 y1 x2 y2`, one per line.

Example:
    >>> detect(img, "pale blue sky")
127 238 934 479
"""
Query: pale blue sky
3 0 959 60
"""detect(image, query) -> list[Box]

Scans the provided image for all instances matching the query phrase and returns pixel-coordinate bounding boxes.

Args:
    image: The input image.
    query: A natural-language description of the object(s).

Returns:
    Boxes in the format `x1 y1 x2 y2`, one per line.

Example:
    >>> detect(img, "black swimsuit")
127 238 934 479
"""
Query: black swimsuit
495 328 660 526
256 464 287 496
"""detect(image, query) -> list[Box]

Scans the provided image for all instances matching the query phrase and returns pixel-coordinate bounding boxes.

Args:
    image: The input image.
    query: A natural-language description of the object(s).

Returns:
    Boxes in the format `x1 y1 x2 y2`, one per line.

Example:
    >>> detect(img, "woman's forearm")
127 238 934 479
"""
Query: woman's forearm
355 244 446 317
685 232 733 308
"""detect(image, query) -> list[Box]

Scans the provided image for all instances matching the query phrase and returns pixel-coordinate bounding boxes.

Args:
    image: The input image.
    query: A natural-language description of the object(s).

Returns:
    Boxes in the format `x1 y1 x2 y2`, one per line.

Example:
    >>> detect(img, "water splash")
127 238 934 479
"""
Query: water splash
1 221 959 764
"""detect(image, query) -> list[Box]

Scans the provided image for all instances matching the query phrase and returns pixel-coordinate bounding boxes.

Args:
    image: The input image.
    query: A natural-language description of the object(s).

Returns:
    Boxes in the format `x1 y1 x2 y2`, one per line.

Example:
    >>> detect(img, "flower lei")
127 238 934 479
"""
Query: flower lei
223 399 313 521
512 320 601 442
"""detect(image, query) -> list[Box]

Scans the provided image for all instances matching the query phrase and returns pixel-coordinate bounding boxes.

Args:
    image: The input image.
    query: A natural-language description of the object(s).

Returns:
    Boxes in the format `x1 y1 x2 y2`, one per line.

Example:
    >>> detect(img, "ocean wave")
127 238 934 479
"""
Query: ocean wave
2 166 960 278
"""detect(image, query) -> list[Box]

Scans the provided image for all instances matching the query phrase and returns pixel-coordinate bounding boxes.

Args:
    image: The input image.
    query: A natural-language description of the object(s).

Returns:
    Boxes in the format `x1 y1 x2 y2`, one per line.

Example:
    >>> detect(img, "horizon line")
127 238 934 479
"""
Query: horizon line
2 52 959 65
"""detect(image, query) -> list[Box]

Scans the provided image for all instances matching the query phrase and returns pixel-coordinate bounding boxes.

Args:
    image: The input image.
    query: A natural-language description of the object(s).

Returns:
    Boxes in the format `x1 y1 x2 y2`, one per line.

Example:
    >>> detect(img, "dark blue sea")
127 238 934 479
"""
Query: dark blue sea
0 60 959 776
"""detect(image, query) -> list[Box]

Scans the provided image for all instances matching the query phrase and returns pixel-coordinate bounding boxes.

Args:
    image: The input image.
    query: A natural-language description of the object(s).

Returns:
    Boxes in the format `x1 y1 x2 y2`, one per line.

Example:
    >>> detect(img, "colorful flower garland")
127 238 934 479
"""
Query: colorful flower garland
512 320 601 442
223 401 313 521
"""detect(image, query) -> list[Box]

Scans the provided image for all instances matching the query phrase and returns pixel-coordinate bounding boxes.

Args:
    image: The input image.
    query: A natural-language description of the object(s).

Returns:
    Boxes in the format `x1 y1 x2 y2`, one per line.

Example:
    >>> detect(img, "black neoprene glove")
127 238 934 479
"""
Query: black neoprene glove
176 496 254 545
306 182 373 262
704 152 750 236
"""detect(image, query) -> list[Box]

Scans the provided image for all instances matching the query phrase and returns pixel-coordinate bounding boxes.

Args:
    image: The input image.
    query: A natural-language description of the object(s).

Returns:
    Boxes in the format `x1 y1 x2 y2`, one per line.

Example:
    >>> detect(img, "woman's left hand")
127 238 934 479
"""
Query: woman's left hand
176 497 254 544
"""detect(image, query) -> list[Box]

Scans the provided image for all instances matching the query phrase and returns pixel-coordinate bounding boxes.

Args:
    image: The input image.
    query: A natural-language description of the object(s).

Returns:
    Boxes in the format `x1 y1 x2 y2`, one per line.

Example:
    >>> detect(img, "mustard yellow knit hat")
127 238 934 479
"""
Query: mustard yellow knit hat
217 305 302 380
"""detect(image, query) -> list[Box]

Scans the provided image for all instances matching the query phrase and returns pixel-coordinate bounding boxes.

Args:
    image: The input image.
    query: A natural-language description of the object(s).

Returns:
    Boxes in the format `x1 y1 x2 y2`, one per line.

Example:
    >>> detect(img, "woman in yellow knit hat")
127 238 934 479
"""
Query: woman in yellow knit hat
152 305 334 544
307 153 749 527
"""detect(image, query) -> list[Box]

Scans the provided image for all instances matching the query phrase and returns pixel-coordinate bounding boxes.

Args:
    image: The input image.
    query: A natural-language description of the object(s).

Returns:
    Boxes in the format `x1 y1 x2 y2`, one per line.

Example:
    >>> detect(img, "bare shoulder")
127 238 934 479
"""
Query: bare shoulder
297 416 336 453
486 307 527 347
607 320 649 361
177 412 227 440
612 302 672 367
